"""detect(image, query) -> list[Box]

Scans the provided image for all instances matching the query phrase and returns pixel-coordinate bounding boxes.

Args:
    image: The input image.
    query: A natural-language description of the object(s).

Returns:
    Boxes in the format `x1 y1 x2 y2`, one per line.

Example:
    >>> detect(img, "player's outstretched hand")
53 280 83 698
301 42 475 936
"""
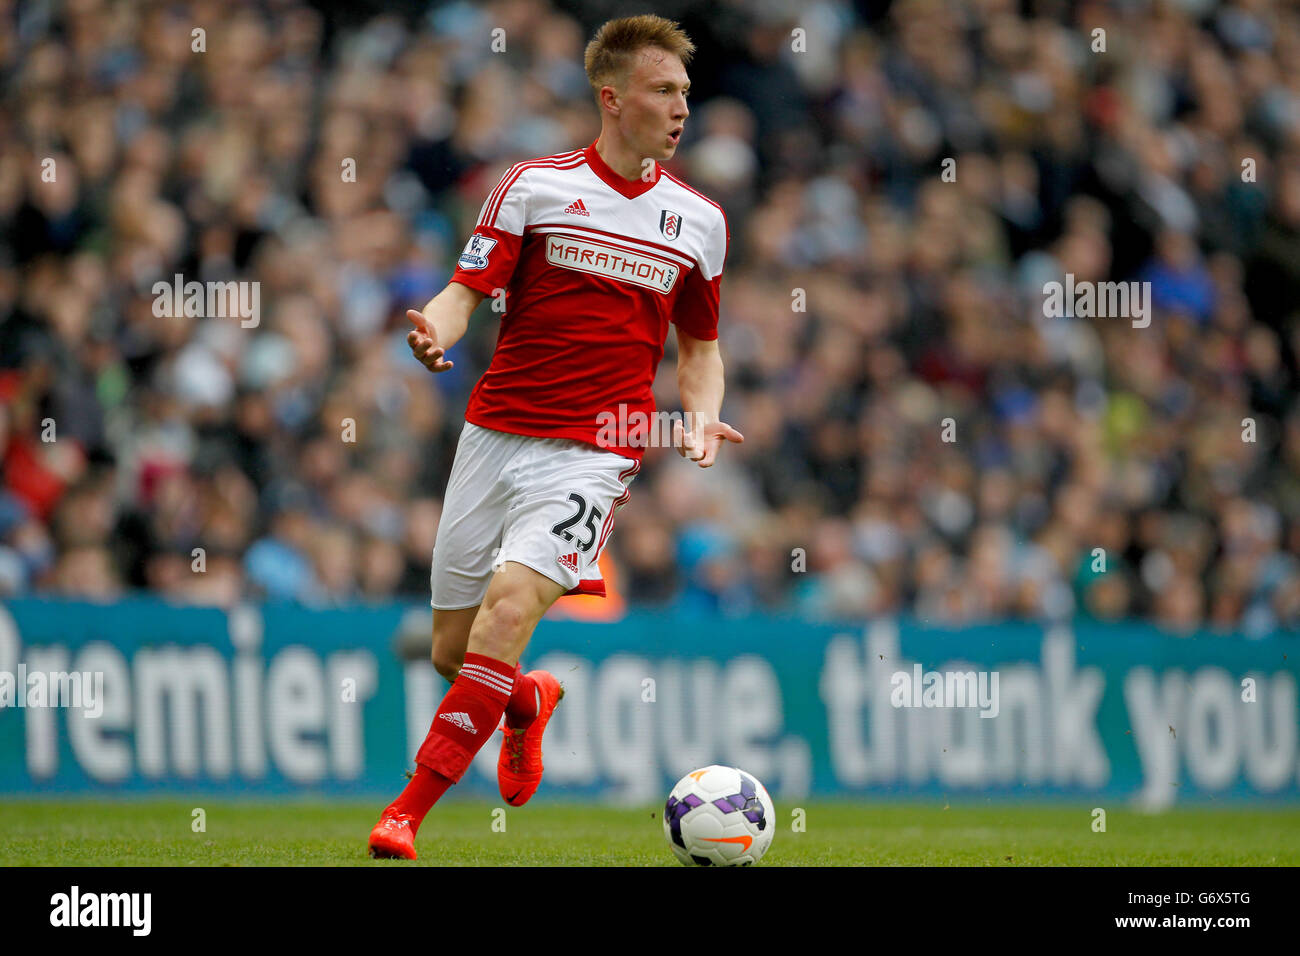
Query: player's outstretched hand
673 419 744 468
407 309 454 373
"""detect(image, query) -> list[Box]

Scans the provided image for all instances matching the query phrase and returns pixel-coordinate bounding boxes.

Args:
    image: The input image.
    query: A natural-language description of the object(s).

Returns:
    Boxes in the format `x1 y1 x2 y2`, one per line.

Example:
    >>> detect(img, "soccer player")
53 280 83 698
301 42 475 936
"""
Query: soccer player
369 14 741 859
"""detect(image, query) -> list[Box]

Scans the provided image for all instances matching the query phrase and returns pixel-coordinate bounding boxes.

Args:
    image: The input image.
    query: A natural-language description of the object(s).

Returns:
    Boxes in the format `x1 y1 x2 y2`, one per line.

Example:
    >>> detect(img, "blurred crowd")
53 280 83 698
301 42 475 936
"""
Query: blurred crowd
1 0 1299 636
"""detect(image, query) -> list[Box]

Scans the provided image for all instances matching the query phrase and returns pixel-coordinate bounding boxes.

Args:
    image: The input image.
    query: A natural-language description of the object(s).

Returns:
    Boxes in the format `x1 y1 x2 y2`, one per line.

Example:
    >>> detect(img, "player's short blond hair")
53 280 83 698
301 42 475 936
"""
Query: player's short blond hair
583 15 696 101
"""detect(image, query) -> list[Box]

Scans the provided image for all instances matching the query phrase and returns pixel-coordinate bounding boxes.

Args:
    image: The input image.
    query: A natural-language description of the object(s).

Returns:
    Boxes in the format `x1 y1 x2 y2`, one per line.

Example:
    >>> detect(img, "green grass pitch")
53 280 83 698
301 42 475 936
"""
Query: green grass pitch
2 799 1297 866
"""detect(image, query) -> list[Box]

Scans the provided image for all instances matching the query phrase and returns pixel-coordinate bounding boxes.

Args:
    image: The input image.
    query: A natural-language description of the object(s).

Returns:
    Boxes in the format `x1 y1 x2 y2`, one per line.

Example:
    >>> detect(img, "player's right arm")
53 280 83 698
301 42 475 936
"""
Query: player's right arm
409 160 530 372
406 282 485 373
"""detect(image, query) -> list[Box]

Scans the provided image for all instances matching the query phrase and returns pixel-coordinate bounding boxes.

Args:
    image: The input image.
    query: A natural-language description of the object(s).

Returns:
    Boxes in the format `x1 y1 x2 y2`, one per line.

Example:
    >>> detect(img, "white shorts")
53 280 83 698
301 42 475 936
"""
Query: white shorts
430 422 640 609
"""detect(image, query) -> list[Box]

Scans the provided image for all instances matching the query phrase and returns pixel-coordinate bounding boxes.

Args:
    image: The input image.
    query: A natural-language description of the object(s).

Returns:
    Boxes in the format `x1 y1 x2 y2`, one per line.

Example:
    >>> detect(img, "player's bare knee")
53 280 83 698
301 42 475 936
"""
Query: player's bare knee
484 596 527 638
431 645 463 682
471 597 532 657
431 606 476 680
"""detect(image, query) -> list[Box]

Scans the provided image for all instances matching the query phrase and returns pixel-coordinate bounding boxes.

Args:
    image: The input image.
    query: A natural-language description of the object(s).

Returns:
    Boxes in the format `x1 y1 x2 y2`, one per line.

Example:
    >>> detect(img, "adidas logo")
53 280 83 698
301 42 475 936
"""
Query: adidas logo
557 552 580 572
564 198 590 216
438 711 477 734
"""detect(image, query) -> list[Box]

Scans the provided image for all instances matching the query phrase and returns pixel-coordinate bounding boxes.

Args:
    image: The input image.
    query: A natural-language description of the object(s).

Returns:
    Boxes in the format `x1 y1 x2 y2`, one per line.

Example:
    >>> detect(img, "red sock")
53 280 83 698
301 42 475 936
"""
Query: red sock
388 652 516 831
385 765 453 834
505 663 539 729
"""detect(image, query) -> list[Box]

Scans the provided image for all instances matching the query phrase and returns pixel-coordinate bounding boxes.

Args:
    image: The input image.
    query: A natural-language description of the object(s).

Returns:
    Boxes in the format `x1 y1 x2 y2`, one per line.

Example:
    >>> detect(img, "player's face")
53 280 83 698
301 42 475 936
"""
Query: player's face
618 47 690 161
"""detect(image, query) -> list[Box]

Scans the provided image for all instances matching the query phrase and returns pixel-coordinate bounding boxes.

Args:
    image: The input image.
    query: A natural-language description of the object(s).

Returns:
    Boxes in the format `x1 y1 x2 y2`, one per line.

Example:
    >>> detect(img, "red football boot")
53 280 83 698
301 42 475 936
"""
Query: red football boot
498 671 564 807
368 810 418 860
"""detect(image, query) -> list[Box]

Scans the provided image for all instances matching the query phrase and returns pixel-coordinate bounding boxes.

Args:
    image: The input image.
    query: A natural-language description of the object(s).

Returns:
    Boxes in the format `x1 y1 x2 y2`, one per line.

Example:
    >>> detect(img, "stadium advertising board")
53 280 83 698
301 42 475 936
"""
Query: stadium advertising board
1 599 1295 807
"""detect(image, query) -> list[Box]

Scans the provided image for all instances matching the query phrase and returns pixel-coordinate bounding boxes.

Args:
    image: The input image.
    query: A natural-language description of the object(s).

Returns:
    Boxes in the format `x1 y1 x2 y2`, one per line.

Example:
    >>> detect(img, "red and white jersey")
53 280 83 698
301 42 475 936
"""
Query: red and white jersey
449 139 729 460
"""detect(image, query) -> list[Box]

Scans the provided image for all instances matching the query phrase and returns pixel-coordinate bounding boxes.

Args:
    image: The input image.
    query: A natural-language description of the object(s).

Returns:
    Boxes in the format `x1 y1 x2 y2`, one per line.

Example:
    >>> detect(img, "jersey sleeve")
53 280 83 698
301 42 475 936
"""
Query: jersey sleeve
450 165 531 296
672 210 728 342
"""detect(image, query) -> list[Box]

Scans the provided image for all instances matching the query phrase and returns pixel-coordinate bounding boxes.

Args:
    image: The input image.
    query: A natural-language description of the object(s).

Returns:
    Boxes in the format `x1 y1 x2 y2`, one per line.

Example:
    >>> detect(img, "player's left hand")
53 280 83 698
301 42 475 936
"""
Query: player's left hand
673 419 744 468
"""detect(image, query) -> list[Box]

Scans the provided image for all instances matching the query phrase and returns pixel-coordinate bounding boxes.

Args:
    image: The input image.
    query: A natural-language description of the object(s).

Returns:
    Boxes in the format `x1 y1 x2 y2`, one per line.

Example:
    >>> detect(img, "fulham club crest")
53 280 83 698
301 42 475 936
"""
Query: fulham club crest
659 209 684 240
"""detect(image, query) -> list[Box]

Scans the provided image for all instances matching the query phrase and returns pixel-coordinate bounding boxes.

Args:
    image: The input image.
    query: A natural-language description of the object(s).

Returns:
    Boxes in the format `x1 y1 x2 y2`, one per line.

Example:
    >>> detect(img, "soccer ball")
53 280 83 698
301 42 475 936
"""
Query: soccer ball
663 765 775 866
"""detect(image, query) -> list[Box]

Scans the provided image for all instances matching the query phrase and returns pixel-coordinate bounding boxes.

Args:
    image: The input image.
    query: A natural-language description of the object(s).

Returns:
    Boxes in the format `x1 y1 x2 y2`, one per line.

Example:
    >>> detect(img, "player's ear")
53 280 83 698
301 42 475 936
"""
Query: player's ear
601 85 620 116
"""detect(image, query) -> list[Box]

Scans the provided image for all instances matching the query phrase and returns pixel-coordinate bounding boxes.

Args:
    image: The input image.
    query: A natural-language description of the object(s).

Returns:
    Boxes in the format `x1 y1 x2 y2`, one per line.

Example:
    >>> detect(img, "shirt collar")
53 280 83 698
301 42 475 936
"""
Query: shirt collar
584 139 660 199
